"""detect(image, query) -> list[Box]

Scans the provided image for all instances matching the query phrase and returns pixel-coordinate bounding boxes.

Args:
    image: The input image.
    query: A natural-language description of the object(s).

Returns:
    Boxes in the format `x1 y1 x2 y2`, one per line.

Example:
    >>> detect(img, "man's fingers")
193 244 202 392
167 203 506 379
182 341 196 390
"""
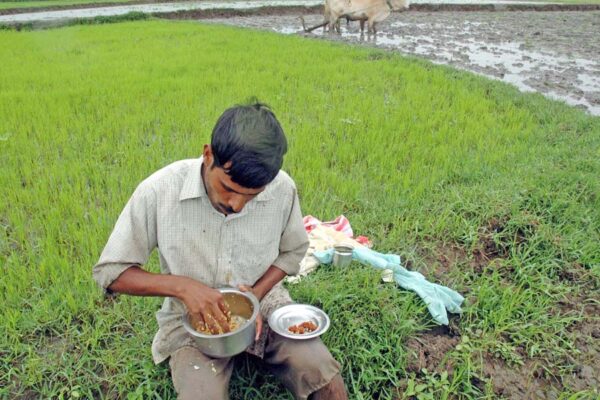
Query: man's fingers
202 312 220 334
217 299 230 316
210 305 231 333
255 315 263 341
238 284 251 292
190 314 206 332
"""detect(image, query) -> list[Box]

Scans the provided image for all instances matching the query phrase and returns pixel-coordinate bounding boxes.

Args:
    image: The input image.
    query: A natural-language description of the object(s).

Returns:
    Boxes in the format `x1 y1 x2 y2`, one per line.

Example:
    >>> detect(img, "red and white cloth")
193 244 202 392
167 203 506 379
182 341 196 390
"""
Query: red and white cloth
303 215 371 246
286 215 371 283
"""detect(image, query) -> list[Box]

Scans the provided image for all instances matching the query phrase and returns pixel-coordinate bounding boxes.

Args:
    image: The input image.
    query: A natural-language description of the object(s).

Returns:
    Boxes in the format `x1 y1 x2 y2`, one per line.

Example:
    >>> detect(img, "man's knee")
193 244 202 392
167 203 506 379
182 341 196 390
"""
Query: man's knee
283 339 337 370
265 336 342 399
169 346 233 400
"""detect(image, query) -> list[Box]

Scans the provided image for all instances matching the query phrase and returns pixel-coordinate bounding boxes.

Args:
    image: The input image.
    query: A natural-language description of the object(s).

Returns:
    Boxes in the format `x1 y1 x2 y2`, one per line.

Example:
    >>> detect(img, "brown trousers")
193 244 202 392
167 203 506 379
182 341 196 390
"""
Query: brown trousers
169 331 341 400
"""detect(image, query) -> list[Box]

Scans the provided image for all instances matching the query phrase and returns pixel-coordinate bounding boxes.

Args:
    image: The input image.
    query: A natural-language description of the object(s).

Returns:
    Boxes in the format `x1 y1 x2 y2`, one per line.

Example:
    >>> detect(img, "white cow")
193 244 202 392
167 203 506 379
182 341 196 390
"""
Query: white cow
325 0 409 34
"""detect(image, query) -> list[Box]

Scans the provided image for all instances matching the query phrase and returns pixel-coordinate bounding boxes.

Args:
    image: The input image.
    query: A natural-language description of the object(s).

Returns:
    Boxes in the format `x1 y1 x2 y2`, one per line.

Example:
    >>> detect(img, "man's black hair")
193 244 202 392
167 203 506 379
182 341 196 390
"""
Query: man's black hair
210 101 288 188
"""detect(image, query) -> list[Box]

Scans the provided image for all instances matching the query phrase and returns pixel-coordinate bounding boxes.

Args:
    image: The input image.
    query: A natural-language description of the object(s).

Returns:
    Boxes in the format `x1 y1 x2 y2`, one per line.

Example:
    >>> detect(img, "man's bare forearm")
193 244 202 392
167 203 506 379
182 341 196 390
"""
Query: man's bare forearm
252 265 287 301
107 265 190 298
108 266 232 333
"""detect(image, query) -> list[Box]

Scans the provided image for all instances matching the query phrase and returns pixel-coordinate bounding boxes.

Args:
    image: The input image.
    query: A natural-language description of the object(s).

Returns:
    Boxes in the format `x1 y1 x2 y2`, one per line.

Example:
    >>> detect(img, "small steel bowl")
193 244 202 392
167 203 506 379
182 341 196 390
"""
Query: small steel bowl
268 304 330 340
332 245 353 267
182 288 259 358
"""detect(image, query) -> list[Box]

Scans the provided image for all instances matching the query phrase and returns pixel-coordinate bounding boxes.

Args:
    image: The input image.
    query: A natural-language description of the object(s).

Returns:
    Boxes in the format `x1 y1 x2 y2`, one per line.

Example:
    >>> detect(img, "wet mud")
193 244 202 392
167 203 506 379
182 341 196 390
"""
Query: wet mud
201 10 600 115
2 1 599 17
0 0 176 16
405 324 461 374
0 0 323 23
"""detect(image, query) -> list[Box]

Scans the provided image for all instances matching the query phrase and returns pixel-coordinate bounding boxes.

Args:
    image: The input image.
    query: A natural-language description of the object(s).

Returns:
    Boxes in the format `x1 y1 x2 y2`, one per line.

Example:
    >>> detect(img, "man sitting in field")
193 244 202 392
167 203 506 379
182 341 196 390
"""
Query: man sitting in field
93 102 347 399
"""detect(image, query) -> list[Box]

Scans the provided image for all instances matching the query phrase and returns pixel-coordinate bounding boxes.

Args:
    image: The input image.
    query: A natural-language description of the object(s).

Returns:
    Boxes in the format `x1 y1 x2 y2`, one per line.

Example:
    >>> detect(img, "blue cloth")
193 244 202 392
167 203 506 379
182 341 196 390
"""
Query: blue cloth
313 247 464 325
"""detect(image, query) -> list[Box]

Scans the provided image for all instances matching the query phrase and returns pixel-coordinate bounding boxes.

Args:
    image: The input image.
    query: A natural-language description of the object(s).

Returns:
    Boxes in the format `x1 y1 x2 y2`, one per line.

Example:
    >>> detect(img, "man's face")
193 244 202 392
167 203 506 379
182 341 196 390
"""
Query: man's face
201 145 265 215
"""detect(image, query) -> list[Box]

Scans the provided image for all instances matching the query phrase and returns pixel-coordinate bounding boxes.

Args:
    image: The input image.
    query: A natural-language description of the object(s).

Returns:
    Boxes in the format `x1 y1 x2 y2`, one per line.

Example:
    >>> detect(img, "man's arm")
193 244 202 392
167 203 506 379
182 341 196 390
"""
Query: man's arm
247 184 308 302
94 182 230 333
239 265 287 340
251 265 287 301
108 266 231 333
269 184 310 277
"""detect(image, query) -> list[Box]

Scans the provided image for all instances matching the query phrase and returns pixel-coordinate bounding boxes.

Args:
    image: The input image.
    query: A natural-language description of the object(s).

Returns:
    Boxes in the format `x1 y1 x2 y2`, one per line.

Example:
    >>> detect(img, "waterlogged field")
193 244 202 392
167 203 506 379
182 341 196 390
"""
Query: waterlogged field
1 20 599 399
2 0 600 13
0 0 134 11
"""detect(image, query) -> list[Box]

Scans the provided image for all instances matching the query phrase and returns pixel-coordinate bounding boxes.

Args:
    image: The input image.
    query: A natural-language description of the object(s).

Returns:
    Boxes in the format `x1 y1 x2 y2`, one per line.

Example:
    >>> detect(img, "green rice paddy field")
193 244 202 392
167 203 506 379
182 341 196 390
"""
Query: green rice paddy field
1 20 599 399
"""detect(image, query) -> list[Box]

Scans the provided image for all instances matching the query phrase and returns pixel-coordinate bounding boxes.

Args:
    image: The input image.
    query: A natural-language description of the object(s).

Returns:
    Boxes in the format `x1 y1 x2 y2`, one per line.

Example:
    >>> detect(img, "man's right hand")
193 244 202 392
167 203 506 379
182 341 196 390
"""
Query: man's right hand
178 278 231 334
106 266 231 334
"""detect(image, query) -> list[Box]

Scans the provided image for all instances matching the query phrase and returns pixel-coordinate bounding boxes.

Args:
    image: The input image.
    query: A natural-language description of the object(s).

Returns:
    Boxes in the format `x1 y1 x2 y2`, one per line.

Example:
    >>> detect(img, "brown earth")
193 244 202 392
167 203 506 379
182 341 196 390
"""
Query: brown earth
0 0 184 16
154 5 322 20
2 1 600 17
398 214 599 398
405 324 461 374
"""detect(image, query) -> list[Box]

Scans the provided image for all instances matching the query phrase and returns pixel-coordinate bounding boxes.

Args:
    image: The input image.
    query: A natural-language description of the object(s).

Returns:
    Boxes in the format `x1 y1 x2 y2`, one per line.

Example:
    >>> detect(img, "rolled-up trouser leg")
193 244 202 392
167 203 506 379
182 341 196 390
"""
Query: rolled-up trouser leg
169 346 234 400
263 331 342 400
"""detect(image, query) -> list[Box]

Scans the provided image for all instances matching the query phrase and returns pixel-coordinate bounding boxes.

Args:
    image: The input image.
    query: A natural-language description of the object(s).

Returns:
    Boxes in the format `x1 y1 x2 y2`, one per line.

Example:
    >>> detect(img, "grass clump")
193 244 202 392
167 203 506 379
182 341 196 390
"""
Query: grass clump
0 20 599 399
0 12 148 31
67 11 149 25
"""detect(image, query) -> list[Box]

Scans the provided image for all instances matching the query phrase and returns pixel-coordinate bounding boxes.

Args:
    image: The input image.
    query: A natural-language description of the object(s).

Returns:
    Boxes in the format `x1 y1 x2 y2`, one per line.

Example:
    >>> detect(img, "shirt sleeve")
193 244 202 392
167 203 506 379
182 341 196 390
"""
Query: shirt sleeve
272 188 309 276
92 181 158 291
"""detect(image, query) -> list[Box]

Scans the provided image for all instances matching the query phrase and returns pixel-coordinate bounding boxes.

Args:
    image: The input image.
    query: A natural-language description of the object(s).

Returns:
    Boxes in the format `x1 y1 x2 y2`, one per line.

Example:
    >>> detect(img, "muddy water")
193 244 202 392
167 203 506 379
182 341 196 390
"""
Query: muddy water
0 1 565 22
0 0 323 23
203 11 600 115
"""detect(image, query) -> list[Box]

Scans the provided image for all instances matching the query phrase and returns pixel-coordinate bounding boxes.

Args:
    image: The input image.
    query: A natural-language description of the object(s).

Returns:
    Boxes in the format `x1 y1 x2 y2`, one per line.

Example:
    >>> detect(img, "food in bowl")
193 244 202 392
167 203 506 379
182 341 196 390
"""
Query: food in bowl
182 288 259 358
268 304 330 340
288 321 318 334
193 314 247 335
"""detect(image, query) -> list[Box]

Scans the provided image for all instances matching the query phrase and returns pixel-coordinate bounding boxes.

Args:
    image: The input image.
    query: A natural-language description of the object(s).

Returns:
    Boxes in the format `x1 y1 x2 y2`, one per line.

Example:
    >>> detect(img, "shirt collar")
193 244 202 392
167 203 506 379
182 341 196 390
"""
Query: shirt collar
179 156 274 202
179 157 206 201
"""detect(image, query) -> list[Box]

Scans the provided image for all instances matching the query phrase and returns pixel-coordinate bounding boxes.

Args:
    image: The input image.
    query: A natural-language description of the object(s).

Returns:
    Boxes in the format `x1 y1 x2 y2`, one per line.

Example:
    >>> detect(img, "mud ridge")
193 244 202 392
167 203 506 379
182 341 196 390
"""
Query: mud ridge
152 3 600 20
3 2 600 17
0 0 182 16
154 5 321 20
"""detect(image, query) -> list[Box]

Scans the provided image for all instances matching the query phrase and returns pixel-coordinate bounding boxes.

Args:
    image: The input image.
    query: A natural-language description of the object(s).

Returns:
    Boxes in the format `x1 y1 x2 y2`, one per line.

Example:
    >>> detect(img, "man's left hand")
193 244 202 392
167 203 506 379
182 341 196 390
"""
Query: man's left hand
238 285 263 341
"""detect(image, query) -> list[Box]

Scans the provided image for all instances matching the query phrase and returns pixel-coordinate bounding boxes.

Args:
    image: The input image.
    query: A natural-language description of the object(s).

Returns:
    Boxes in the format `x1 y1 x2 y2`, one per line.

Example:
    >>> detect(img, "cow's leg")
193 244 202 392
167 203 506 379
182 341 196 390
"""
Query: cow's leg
367 19 373 35
359 19 365 33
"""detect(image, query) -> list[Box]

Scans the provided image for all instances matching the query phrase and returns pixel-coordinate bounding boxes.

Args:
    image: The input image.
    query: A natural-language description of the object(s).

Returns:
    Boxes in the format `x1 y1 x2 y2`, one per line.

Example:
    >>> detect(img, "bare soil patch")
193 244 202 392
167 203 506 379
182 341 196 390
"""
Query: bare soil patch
405 324 461 374
155 4 321 20
0 0 170 16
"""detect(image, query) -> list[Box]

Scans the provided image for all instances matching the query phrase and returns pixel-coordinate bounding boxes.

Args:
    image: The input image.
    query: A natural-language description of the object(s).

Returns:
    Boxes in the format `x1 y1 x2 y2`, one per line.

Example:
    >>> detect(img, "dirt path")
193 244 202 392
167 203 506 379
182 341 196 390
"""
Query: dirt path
201 10 600 116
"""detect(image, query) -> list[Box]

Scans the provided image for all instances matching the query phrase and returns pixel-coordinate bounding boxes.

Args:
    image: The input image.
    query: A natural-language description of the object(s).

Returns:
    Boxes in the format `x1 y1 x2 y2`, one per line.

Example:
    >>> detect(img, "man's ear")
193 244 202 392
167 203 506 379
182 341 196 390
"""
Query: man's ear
203 144 213 166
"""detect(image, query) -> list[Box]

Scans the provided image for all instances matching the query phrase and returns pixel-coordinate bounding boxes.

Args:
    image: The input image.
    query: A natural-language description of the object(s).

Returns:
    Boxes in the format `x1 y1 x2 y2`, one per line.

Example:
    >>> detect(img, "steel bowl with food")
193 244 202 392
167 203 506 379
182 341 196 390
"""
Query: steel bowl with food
182 288 259 358
268 304 330 340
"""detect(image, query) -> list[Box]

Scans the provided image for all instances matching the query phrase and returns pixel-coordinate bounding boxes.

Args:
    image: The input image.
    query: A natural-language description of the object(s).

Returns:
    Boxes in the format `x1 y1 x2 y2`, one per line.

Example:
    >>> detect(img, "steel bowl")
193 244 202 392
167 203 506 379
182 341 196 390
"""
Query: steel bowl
332 245 353 268
268 304 330 340
182 288 259 358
